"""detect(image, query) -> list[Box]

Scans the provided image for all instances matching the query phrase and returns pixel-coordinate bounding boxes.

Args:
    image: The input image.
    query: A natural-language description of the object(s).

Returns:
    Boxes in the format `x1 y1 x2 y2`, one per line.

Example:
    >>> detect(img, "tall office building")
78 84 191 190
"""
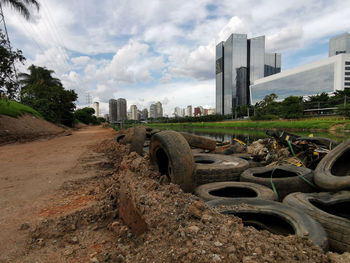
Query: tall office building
329 33 350 57
156 102 163 118
116 98 127 121
216 33 281 115
109 99 117 123
130 105 138 120
141 108 148 120
186 105 192 117
149 103 157 118
93 102 99 117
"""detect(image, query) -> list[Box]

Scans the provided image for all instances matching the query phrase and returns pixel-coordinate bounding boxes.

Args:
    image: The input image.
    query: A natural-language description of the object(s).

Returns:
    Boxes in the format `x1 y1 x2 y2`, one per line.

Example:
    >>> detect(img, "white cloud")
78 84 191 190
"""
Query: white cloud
4 0 350 115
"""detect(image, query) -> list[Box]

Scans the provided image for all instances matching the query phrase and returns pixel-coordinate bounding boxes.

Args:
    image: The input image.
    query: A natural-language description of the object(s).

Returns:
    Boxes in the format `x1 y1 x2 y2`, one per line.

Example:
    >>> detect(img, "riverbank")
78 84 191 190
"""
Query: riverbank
146 116 350 133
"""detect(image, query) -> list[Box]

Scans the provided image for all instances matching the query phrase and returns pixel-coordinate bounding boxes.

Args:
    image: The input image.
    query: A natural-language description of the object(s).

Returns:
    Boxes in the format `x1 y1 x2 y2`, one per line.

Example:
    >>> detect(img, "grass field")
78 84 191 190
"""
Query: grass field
146 116 350 131
0 99 42 118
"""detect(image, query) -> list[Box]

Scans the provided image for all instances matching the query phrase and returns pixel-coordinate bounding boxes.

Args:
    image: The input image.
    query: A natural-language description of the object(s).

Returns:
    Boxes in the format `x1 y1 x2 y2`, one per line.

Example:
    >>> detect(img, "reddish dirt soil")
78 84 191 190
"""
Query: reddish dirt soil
0 125 115 262
0 114 69 145
1 123 349 263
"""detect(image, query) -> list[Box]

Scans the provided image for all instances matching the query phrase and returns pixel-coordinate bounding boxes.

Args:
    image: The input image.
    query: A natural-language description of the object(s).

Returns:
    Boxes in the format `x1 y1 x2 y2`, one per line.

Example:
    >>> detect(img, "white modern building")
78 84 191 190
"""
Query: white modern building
250 53 350 104
93 102 99 117
130 105 138 120
186 105 192 117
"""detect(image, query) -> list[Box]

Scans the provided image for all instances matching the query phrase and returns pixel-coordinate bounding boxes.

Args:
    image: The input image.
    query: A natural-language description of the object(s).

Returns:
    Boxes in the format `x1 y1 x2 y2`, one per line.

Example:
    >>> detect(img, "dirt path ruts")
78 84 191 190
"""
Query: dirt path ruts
0 126 115 261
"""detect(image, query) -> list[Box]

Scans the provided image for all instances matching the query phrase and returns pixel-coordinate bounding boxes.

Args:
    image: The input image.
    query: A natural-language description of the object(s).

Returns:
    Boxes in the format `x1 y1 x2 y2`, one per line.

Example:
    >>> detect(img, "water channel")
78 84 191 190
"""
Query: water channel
152 126 350 144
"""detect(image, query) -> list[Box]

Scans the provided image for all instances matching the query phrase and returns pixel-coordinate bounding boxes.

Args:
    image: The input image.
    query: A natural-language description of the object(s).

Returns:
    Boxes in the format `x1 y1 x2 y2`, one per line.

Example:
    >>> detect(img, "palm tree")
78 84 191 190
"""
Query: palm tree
19 65 61 88
0 0 39 20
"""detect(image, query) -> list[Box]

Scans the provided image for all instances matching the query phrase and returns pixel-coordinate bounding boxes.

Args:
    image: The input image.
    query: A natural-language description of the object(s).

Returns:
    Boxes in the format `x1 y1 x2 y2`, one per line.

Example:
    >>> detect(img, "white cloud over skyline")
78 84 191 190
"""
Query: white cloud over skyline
3 0 350 115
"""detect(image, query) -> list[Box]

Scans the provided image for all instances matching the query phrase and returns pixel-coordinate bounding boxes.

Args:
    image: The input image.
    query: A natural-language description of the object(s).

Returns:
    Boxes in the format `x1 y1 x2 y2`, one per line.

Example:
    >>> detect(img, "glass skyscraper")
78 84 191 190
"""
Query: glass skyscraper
216 33 281 115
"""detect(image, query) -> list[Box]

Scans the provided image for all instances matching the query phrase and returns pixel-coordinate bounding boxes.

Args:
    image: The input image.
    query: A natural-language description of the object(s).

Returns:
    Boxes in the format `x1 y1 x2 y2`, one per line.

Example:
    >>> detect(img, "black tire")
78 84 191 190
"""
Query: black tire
283 191 350 253
207 198 329 252
150 130 195 192
180 132 217 151
116 127 146 155
240 166 315 201
146 128 161 139
194 153 249 185
195 181 277 201
314 139 350 191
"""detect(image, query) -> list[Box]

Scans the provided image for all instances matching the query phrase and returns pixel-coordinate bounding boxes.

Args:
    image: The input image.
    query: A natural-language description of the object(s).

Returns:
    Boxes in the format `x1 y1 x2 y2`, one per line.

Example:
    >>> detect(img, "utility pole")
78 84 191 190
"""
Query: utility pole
0 3 18 86
86 93 92 107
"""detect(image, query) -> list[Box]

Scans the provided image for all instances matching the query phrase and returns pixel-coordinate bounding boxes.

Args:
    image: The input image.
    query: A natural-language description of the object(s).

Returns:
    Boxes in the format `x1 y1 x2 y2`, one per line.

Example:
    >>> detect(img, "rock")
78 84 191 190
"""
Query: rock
64 248 74 256
90 257 100 263
71 236 79 244
19 222 30 230
187 225 200 234
214 241 223 247
188 201 205 219
212 254 222 262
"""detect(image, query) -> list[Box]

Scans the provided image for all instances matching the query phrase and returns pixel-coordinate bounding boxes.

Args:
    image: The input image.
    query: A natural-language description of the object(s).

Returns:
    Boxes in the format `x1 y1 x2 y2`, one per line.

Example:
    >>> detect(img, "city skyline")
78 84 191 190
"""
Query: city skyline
3 1 350 115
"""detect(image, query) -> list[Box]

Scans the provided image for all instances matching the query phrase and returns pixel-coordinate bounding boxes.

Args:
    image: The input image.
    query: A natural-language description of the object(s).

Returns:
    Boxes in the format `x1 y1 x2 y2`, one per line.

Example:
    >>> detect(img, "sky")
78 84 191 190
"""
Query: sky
2 0 350 116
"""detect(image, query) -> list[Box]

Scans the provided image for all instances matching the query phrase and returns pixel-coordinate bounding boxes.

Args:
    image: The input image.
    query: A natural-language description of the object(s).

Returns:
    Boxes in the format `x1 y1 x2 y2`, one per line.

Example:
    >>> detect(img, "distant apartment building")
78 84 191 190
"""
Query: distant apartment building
216 33 281 115
116 98 127 121
156 102 163 118
149 103 157 118
93 102 99 117
149 102 163 118
203 109 208 116
207 108 216 115
186 105 192 117
130 105 138 120
109 99 118 123
103 114 109 122
194 107 201 117
174 107 186 117
141 108 148 120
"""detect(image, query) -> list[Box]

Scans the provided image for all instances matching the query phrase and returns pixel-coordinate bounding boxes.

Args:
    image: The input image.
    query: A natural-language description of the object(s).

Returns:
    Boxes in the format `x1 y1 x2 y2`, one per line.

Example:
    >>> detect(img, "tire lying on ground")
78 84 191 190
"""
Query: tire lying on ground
149 130 195 192
180 132 217 151
194 153 249 185
240 166 315 201
115 127 147 155
207 198 329 252
195 181 277 202
314 139 350 191
283 191 350 253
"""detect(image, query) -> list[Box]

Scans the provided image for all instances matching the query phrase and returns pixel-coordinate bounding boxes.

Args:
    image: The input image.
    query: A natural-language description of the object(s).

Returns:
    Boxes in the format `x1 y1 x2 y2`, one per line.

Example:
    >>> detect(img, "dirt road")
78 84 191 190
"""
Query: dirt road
0 126 115 261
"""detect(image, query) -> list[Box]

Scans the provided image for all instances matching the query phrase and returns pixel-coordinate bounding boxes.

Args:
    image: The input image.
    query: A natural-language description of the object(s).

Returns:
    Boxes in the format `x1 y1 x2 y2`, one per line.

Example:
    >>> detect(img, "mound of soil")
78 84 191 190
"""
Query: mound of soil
0 114 67 145
18 138 339 263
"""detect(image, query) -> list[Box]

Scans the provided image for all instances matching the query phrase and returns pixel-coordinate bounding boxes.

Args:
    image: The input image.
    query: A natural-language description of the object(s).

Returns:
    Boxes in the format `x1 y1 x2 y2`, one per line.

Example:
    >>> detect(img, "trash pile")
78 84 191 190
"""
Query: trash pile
115 126 350 255
24 126 350 262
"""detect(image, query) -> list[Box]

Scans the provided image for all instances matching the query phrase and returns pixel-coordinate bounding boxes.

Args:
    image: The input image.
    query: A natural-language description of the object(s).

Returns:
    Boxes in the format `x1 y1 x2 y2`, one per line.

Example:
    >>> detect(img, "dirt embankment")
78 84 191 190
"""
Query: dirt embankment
0 114 69 145
1 125 349 262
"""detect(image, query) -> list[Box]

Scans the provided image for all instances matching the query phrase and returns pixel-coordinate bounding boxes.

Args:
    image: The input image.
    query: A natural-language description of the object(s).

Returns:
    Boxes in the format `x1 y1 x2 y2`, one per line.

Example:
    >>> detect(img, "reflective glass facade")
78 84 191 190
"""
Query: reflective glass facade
215 33 281 114
329 33 350 57
264 53 281 76
224 34 247 114
216 42 224 115
251 63 335 104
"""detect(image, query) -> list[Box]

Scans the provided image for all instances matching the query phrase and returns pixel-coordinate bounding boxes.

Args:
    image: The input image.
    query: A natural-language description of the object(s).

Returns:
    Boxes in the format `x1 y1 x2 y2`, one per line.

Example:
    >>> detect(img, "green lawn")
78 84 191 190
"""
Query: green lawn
147 116 350 131
0 99 42 118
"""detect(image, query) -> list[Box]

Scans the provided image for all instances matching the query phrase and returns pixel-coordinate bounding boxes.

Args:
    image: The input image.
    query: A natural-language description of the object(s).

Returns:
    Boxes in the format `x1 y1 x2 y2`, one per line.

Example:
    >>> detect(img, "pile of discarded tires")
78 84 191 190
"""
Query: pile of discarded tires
115 127 350 253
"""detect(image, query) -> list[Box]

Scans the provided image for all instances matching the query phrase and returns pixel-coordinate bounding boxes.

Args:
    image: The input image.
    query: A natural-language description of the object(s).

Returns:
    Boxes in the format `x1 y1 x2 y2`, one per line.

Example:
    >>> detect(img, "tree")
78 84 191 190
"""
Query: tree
0 29 25 98
279 96 304 119
1 0 39 20
74 107 98 125
19 65 78 126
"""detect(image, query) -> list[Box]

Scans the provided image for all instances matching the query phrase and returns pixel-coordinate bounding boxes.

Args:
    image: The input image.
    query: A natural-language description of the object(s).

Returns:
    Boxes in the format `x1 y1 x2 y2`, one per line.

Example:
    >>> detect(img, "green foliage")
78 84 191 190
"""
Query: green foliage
19 65 77 127
74 107 99 125
279 96 304 119
337 104 350 117
0 98 41 118
0 29 26 99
